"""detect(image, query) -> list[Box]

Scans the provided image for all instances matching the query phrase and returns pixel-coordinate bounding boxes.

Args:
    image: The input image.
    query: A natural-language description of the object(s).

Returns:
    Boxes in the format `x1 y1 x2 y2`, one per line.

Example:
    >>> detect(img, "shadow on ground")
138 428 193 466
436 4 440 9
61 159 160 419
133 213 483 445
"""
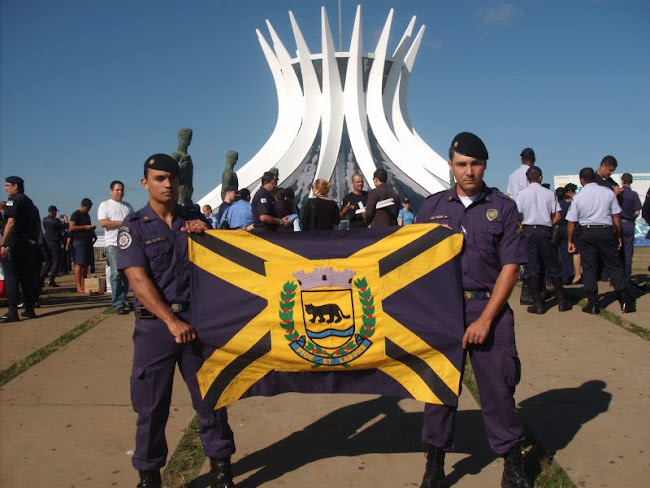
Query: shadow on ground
187 380 611 487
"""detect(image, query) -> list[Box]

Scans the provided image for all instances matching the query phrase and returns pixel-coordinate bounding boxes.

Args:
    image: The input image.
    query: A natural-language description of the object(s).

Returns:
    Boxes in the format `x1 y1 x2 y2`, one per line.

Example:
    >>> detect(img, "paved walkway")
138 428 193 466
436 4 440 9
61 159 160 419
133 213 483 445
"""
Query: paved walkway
1 252 648 487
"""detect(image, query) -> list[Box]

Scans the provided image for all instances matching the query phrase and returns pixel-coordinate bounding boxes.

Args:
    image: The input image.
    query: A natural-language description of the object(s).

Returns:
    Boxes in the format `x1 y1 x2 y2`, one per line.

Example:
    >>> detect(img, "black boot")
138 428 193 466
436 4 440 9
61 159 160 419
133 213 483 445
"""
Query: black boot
554 282 572 312
21 304 37 319
619 290 636 313
526 278 545 314
210 457 235 488
0 305 20 323
420 445 445 488
136 469 161 488
501 447 532 488
582 294 599 315
519 280 532 305
48 280 60 287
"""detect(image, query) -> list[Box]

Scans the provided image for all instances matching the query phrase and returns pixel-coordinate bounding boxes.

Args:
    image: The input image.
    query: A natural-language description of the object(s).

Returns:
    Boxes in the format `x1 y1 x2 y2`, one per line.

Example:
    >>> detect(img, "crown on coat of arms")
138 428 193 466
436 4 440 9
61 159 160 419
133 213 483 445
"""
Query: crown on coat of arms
292 267 356 290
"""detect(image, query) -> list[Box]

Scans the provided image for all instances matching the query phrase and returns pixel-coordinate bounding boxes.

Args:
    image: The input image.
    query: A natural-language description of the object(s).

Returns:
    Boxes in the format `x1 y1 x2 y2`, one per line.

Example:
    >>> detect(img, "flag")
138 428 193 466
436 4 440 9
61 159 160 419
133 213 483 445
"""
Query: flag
189 224 465 411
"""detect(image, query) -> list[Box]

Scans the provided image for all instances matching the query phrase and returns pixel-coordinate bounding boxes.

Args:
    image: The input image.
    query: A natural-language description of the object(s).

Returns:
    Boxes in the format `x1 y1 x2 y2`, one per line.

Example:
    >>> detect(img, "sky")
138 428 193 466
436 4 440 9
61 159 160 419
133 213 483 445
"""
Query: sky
1 0 649 225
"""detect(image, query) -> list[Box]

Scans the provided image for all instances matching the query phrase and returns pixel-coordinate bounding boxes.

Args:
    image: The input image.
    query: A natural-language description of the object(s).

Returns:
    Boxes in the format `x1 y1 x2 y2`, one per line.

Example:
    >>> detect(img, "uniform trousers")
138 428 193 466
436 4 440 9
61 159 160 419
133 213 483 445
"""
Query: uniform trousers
422 299 524 455
43 238 62 281
522 226 561 283
1 236 38 306
620 221 636 281
557 225 574 284
576 226 627 296
130 312 235 471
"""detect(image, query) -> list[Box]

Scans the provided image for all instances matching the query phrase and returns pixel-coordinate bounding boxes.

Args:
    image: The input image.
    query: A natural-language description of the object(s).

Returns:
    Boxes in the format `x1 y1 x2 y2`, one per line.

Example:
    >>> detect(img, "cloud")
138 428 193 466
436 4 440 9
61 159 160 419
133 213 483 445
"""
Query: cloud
480 3 524 25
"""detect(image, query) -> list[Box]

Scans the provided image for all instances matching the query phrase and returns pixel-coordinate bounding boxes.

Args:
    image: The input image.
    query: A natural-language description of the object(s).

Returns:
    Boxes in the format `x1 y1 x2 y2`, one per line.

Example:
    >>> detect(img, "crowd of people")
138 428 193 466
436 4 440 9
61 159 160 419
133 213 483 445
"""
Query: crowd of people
1 135 649 488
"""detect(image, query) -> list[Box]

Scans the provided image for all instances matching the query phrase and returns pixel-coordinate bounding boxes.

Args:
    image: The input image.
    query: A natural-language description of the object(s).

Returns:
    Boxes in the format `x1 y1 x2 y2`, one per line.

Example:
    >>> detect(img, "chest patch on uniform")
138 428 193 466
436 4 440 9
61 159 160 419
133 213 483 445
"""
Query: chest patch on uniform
260 198 267 204
486 209 498 221
430 215 449 220
118 232 132 250
145 237 166 246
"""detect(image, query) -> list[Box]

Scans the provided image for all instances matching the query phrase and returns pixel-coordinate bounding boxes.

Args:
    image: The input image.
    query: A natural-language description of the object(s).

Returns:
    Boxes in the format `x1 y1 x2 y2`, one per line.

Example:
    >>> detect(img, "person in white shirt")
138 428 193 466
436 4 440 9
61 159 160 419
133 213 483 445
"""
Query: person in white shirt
516 166 570 314
507 147 535 200
98 180 134 314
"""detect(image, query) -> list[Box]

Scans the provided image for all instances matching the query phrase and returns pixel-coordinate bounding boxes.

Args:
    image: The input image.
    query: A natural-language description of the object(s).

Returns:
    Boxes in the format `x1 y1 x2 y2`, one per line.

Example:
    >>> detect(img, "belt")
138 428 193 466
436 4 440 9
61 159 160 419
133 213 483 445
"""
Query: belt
463 290 491 300
621 218 636 222
582 224 612 229
135 302 190 320
523 224 551 229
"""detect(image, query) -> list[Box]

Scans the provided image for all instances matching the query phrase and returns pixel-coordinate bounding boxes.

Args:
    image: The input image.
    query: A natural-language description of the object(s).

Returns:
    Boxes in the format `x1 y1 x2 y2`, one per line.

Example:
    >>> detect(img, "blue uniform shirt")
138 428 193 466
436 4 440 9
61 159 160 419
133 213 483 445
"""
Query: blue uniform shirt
220 199 253 229
117 203 205 307
515 182 559 226
416 185 527 292
566 183 621 225
619 185 642 221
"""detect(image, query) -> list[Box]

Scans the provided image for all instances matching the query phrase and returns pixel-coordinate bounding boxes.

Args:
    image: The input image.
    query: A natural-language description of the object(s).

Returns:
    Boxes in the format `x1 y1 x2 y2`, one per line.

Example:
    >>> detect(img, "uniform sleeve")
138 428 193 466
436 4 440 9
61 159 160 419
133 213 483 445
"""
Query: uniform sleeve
117 219 146 270
498 202 527 266
610 193 622 215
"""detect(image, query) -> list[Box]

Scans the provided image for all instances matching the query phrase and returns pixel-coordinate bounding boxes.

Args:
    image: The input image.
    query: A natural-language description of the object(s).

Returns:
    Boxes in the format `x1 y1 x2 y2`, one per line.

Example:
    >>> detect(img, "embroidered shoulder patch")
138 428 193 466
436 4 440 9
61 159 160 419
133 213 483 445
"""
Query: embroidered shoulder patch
118 232 132 250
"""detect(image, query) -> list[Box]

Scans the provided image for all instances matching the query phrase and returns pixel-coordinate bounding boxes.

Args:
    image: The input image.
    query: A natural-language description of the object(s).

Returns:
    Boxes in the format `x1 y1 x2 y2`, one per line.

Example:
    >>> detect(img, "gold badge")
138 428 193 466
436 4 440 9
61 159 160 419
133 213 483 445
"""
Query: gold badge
148 158 155 165
454 141 459 148
486 209 498 221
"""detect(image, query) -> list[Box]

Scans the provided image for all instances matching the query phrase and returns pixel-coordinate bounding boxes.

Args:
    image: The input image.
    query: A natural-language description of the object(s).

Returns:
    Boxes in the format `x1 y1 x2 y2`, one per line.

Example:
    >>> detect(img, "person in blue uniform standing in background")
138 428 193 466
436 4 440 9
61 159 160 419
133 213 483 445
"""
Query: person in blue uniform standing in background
618 173 642 283
416 132 532 488
118 154 235 488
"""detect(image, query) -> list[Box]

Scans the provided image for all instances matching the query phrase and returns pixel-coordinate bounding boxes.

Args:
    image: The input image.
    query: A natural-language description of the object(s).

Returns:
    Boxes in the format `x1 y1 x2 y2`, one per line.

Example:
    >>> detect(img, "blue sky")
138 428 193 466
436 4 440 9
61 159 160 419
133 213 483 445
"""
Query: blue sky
1 0 648 223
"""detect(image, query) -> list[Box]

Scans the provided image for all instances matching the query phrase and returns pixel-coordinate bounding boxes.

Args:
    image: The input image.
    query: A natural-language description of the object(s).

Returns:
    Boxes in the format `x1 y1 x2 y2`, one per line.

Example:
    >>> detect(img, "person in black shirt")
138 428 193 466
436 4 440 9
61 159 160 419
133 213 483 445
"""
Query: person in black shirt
595 155 623 198
301 179 340 231
42 205 68 287
1 176 41 322
339 173 368 229
69 198 96 293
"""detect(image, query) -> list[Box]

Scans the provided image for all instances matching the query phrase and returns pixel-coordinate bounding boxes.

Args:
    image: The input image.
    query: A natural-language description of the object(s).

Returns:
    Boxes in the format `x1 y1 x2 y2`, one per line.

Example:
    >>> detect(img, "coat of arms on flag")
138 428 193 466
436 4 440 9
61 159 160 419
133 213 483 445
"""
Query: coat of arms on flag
189 224 465 411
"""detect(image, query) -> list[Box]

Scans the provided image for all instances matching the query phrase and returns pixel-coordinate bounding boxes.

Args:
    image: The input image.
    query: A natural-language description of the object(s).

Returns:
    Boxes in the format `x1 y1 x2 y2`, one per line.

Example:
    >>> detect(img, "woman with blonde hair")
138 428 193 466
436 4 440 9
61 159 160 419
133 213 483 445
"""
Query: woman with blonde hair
300 179 340 231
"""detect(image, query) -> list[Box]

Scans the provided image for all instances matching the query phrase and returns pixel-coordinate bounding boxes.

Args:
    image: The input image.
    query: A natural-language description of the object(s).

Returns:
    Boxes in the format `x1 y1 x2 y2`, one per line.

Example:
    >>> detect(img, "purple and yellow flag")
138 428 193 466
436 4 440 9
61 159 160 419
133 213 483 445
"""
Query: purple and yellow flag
189 224 465 410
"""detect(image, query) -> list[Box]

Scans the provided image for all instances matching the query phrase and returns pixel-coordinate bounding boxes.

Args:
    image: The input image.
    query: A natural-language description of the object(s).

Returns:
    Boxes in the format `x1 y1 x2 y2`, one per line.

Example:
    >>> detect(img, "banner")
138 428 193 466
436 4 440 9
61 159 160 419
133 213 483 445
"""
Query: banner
189 224 465 410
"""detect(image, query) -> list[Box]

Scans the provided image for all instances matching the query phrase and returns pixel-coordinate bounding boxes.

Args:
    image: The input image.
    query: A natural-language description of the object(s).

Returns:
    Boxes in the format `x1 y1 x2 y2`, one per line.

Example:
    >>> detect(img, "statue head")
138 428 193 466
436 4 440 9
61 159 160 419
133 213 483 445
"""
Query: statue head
226 151 238 168
178 128 193 147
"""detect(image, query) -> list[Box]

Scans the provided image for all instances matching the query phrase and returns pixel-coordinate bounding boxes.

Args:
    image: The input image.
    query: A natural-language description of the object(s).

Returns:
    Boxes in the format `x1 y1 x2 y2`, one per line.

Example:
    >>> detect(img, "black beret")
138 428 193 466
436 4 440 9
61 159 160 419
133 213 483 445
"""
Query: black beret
48 205 58 212
144 153 180 176
450 132 489 160
520 147 535 160
5 176 24 185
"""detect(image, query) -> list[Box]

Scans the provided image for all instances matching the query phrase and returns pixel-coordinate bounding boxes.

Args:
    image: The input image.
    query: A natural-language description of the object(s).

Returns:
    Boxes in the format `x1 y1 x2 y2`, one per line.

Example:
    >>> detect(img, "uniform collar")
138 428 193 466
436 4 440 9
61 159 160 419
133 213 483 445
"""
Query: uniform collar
448 183 491 204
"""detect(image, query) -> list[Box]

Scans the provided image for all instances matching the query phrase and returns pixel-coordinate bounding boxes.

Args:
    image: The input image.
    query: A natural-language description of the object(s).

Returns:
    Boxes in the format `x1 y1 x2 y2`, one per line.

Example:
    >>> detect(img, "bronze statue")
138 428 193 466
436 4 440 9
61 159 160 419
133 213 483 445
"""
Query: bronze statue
171 128 194 206
221 151 239 198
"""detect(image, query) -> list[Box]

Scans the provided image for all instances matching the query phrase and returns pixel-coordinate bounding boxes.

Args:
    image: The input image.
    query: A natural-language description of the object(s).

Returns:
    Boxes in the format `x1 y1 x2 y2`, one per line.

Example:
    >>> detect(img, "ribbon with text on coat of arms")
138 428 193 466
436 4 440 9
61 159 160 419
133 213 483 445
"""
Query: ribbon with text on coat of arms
189 224 465 410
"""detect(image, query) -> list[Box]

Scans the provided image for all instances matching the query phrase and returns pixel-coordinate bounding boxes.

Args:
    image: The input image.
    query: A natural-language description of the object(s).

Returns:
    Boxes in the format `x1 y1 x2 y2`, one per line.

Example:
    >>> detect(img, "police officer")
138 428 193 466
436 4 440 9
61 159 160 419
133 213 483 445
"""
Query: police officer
566 167 635 314
42 205 67 287
618 173 642 282
118 154 235 488
250 171 292 232
1 176 40 323
416 133 532 488
515 166 571 313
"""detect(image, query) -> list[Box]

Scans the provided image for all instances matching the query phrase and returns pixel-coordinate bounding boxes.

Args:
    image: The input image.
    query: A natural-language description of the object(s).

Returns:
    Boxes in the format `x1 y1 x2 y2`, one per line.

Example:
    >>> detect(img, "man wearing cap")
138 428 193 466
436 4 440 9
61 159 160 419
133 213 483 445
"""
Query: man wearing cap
251 171 292 232
1 176 41 323
339 173 369 228
118 154 235 488
398 198 416 226
507 148 535 201
567 167 635 314
98 180 134 314
69 198 96 293
416 133 532 488
364 168 400 227
618 173 642 282
219 188 253 230
515 166 571 313
42 205 68 287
